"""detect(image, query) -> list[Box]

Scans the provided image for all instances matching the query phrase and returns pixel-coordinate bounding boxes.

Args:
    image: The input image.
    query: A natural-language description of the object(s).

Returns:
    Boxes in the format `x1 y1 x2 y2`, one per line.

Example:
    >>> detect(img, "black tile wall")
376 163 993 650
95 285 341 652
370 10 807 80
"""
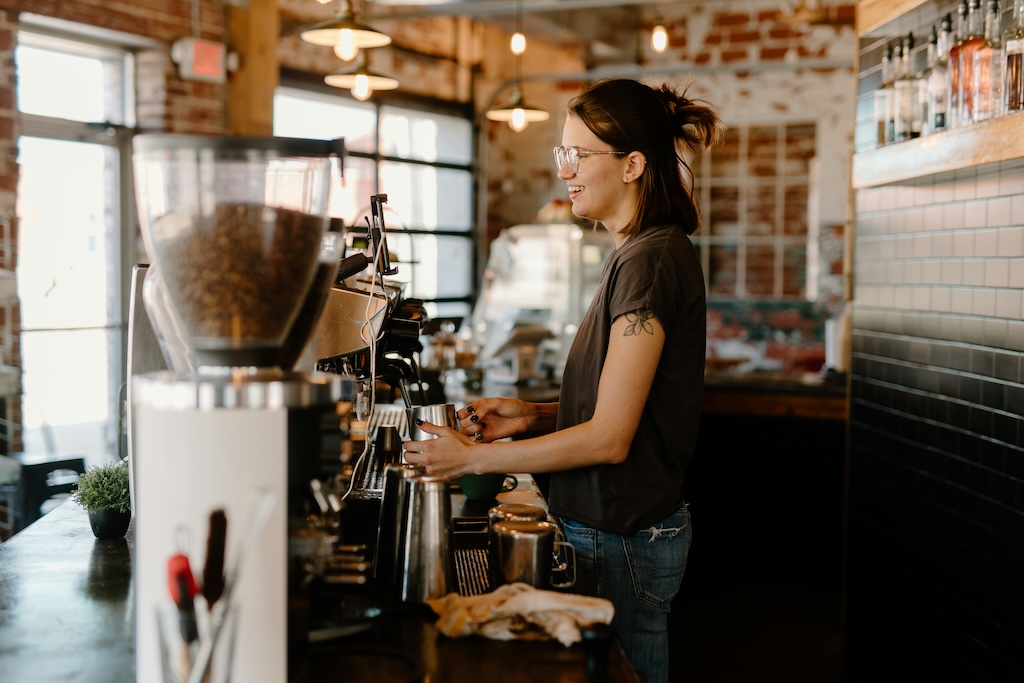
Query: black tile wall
846 161 1024 682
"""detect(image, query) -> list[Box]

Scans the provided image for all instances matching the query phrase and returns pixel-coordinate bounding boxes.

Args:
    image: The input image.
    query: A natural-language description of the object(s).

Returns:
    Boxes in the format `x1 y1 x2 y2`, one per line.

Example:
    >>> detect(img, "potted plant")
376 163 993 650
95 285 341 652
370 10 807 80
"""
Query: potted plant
71 459 132 540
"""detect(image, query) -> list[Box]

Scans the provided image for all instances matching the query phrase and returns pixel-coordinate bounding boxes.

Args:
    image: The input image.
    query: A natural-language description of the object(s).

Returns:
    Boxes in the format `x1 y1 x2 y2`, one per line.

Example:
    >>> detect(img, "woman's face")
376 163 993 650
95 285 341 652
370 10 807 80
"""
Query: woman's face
557 115 636 239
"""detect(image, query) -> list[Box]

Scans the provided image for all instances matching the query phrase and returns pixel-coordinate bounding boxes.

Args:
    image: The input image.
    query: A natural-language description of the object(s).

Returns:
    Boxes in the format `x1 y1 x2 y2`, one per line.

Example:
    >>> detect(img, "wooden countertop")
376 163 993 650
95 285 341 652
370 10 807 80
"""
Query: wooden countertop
0 500 135 683
0 496 641 683
452 373 849 422
702 371 849 421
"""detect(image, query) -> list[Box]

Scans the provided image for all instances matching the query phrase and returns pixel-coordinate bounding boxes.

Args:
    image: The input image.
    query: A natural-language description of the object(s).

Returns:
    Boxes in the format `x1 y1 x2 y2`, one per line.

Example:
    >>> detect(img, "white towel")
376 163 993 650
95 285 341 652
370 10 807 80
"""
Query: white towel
426 582 614 647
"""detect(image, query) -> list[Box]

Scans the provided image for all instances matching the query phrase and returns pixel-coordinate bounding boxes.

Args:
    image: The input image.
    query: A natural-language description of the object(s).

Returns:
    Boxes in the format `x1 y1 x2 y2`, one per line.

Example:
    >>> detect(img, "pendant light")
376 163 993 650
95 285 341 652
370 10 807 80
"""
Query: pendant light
510 0 526 57
325 53 399 100
301 0 391 62
486 86 550 132
485 0 549 132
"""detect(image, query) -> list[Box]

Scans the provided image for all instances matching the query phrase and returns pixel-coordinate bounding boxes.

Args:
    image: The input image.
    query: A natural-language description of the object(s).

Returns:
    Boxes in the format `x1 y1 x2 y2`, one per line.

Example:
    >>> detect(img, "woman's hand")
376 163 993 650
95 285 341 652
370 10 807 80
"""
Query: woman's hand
456 397 538 443
401 398 550 478
401 421 482 479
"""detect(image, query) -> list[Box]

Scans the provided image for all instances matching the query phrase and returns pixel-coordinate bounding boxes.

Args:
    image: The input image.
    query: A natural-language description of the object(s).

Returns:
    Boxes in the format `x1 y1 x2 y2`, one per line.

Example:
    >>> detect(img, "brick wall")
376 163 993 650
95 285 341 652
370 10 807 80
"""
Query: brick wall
640 1 855 371
846 161 1024 680
641 1 855 66
0 10 20 450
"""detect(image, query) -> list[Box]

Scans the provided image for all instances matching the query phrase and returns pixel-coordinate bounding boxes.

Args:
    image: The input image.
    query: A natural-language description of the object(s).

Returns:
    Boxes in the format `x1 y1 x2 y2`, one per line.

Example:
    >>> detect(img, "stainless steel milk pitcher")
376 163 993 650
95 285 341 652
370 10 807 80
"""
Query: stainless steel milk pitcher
396 474 456 602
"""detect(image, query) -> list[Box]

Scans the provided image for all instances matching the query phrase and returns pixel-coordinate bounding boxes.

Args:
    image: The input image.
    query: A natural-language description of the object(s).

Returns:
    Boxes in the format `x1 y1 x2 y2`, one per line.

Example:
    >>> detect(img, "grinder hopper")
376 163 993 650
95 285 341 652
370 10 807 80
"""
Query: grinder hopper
132 134 345 369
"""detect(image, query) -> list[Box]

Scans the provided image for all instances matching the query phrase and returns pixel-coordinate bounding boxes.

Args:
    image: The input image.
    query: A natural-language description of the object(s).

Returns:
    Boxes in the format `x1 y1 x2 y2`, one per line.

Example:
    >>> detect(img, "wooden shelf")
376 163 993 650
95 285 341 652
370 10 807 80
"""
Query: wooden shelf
856 0 930 36
852 112 1024 188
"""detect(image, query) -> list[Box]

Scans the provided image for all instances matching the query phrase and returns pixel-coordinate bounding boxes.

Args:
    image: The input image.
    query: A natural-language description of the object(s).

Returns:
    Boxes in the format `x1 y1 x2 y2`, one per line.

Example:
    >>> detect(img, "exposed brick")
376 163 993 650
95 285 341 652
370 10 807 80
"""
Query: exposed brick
770 26 806 40
720 49 750 63
729 30 762 45
759 46 790 61
715 12 750 27
834 4 856 24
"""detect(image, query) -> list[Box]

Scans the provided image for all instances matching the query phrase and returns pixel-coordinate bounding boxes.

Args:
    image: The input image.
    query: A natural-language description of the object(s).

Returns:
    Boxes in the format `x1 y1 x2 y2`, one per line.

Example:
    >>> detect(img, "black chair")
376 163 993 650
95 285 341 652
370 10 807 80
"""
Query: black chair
9 452 86 530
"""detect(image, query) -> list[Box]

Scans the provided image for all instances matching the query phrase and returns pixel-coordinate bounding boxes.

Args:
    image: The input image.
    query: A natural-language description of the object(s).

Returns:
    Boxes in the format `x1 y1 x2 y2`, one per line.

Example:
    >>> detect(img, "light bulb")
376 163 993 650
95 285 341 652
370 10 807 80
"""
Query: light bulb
352 74 371 101
652 25 668 53
510 107 527 132
510 32 526 56
334 29 358 61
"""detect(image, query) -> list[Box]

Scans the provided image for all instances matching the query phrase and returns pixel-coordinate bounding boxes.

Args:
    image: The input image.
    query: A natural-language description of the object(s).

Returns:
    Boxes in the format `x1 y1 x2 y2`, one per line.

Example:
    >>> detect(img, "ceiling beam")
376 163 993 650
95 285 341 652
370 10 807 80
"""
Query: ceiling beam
365 0 680 21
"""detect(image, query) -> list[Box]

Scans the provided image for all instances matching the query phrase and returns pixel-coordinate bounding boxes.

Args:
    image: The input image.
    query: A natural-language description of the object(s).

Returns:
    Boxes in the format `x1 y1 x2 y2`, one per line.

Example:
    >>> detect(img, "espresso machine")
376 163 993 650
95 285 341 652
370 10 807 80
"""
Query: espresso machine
130 134 369 683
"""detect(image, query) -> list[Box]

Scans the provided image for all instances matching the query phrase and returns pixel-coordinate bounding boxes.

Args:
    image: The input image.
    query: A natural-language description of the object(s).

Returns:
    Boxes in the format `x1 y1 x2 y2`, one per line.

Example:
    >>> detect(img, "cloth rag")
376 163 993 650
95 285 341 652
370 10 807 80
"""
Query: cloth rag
426 582 614 647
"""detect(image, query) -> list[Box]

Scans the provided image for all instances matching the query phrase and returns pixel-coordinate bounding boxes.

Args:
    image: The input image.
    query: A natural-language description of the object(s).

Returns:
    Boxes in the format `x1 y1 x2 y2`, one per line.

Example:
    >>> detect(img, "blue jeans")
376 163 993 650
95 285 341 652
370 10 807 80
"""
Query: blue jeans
559 504 692 683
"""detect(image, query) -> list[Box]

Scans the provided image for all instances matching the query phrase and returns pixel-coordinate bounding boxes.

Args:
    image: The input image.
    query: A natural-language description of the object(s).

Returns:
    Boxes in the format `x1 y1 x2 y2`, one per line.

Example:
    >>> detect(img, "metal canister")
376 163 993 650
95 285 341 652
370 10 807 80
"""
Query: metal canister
487 502 547 529
491 519 558 588
486 503 547 587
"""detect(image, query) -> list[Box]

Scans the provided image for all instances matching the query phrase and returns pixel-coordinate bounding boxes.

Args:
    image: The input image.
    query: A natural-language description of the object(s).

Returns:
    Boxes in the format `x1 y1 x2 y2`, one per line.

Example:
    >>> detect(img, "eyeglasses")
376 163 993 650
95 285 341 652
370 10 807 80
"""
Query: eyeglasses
553 146 627 173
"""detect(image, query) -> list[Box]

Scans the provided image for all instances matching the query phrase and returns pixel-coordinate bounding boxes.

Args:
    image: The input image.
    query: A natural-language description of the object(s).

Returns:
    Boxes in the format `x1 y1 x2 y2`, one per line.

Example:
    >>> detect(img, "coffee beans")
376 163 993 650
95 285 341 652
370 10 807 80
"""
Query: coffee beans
152 203 326 353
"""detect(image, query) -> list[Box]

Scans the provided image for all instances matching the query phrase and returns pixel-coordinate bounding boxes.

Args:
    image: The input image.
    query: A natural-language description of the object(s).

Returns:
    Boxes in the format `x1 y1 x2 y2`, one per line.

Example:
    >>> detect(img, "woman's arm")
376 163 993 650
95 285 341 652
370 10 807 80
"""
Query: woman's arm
404 308 665 478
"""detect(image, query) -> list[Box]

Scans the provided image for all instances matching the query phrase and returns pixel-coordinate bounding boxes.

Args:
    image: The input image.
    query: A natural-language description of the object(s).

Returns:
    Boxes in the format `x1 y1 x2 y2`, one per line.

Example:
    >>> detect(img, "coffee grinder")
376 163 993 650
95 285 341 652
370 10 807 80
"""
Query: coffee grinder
130 135 356 683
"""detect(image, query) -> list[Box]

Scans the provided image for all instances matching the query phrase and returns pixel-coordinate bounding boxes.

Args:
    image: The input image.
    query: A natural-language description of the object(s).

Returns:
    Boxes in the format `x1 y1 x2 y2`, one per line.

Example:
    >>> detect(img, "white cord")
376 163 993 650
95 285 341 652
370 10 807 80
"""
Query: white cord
340 217 390 502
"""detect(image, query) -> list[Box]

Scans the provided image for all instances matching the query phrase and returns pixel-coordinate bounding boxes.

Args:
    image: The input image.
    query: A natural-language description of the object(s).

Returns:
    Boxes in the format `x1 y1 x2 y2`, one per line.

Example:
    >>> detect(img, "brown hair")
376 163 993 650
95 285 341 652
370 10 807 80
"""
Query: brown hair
566 78 724 238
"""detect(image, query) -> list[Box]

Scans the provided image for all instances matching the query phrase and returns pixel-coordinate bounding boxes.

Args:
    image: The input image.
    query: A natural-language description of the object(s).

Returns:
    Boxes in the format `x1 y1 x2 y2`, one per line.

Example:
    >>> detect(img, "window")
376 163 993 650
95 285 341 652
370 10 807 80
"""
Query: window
15 30 136 464
692 122 815 300
273 88 476 322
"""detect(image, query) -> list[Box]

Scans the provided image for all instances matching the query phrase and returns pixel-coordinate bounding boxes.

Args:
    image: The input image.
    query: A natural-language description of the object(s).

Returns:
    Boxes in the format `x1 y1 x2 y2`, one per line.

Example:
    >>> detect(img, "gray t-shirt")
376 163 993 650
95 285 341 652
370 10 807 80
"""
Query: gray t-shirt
547 224 706 535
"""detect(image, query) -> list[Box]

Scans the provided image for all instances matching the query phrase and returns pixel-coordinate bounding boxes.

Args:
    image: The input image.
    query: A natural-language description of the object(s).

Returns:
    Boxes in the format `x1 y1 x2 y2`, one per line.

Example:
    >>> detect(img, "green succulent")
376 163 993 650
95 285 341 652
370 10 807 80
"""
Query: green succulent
71 459 131 514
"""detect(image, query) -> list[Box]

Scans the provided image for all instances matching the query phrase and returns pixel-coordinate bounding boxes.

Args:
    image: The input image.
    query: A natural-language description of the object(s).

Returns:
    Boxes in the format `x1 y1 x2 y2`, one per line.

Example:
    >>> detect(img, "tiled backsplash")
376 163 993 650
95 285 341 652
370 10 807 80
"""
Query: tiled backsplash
846 158 1024 680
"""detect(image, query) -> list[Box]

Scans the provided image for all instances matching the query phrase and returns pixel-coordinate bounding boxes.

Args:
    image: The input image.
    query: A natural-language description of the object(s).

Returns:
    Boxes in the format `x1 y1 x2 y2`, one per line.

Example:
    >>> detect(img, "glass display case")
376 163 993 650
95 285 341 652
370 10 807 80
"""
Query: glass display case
471 222 615 383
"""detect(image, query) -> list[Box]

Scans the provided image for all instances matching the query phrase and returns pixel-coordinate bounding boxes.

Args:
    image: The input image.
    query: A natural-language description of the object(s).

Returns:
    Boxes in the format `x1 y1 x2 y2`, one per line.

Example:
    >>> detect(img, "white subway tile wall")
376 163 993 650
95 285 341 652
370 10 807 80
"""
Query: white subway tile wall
847 156 1024 681
854 161 1024 336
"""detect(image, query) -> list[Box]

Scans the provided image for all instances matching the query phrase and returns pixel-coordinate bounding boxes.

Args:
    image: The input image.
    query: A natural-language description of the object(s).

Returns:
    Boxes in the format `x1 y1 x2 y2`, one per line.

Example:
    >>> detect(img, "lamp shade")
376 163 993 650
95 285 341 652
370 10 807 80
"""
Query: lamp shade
325 61 399 100
486 87 549 132
300 11 391 62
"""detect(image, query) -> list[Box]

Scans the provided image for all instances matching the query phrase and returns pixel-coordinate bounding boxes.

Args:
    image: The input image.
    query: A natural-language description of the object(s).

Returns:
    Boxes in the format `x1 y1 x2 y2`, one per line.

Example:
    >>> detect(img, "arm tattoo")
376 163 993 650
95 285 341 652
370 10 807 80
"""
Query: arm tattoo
624 309 655 336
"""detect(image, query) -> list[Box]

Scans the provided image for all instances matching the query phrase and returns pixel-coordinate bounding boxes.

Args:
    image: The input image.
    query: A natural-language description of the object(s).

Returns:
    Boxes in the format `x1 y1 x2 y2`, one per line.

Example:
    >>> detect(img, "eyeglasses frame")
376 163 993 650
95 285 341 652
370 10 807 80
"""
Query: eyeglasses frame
553 145 628 173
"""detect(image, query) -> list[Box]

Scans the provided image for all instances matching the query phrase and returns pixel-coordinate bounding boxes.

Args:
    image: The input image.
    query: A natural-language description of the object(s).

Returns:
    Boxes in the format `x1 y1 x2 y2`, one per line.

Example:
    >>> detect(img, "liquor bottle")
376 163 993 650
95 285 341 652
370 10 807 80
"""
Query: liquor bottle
876 43 894 145
1004 0 1024 113
895 33 922 140
972 0 1003 122
948 0 969 129
911 34 926 136
926 18 952 134
887 41 901 142
959 0 986 125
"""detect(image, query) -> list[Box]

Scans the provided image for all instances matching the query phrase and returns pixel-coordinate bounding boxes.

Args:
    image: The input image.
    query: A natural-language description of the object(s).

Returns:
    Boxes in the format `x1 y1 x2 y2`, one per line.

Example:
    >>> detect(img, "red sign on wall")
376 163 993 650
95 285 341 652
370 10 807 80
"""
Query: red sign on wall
172 38 226 83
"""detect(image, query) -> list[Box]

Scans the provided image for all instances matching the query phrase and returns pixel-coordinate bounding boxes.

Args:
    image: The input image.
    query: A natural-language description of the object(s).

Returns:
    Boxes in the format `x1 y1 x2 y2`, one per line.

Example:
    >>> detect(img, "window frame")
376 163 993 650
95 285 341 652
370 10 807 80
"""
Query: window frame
692 120 816 301
275 74 478 319
15 26 138 461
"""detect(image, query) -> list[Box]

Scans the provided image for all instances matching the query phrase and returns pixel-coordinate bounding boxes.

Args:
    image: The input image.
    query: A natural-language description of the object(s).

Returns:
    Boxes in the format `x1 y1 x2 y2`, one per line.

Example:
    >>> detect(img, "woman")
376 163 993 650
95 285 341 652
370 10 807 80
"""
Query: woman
403 77 724 683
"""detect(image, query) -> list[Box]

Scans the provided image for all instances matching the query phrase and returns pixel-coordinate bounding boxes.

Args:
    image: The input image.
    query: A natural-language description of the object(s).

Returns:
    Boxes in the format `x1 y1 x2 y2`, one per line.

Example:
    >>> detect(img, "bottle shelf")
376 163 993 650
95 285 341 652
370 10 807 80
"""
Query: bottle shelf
851 110 1024 187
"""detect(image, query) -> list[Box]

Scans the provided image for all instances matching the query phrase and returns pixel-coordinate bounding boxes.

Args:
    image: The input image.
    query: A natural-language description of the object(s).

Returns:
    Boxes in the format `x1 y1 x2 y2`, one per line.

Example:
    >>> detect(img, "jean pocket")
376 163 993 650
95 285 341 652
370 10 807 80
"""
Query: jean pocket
621 509 691 608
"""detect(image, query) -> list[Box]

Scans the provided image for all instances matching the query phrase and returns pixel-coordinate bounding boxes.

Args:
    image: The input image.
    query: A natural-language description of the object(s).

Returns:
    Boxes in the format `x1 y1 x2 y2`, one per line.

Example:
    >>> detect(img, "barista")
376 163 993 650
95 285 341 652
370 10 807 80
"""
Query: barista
403 78 723 683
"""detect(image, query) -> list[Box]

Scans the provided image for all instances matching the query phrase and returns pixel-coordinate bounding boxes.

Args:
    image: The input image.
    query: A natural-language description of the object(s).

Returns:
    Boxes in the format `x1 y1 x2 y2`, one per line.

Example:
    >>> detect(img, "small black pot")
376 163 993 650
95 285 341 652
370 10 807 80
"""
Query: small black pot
88 508 132 540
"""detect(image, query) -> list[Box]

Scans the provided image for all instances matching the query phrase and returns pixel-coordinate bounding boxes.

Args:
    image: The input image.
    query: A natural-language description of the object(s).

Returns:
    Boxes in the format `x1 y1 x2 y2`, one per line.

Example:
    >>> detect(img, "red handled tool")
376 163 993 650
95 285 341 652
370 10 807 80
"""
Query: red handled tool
168 553 199 646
